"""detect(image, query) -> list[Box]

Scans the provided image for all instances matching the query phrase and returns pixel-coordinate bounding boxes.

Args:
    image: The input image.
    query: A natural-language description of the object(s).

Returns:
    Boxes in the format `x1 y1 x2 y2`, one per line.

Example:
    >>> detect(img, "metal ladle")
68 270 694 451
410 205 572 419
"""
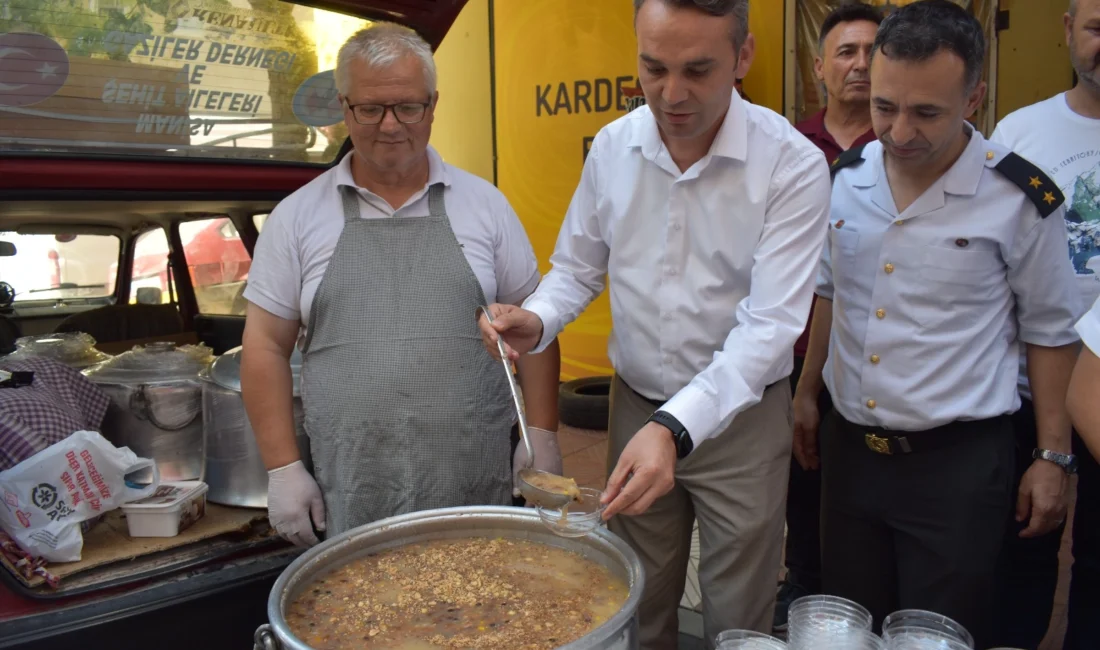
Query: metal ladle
480 306 575 510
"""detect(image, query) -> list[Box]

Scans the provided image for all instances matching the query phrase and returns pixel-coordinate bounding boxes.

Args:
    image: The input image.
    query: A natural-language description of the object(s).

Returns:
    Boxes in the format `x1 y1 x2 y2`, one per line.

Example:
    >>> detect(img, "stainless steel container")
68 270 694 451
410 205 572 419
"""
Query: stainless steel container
253 506 644 650
83 342 212 482
201 346 311 508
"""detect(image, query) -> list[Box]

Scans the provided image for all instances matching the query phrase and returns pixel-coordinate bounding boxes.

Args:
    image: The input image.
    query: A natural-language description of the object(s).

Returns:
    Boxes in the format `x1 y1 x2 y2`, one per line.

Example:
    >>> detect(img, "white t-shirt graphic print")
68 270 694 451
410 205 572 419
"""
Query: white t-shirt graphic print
991 92 1100 398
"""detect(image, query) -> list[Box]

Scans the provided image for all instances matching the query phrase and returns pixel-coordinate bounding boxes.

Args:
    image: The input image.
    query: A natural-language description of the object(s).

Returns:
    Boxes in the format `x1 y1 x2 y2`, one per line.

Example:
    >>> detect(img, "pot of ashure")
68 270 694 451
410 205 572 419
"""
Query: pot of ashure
253 506 644 650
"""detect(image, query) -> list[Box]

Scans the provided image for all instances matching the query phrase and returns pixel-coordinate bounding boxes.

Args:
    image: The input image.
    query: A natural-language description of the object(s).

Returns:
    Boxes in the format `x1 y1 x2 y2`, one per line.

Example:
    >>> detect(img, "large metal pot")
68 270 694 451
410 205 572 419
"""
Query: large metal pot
83 342 212 482
254 506 644 650
201 346 312 508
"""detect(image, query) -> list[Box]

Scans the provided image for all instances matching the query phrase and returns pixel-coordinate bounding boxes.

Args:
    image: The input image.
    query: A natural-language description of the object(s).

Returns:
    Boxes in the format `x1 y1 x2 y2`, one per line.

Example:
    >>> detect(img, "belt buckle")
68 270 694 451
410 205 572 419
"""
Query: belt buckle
864 433 892 455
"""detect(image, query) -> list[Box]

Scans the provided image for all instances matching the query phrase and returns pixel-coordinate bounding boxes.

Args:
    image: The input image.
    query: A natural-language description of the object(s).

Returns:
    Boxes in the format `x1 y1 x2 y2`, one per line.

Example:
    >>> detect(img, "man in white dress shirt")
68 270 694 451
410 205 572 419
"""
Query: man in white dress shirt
478 0 831 645
794 2 1082 646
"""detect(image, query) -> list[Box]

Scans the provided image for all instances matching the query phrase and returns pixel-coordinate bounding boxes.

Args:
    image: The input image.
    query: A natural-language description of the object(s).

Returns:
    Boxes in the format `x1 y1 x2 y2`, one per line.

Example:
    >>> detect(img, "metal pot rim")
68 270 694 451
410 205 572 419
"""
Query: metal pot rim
264 505 645 650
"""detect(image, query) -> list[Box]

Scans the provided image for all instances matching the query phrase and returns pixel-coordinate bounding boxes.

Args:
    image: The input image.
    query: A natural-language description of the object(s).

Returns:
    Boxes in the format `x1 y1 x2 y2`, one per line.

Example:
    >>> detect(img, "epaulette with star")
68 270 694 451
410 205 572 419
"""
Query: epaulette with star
829 144 867 178
991 152 1064 218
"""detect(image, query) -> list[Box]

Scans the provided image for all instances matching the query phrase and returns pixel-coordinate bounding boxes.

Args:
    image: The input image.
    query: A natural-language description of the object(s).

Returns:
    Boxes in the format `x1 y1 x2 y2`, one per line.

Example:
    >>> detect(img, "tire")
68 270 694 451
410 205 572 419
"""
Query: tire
559 376 612 430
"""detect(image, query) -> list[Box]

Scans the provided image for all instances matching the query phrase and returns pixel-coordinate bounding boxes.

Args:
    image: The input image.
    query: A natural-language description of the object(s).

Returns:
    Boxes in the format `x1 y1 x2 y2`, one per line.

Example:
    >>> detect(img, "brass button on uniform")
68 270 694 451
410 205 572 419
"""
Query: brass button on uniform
870 354 880 364
895 220 905 226
876 308 886 319
884 263 895 274
866 399 877 409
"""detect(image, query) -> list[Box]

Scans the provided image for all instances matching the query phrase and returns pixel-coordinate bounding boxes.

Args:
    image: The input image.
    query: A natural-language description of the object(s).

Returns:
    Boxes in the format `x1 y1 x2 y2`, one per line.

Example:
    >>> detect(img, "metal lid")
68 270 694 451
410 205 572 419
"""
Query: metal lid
84 341 213 384
207 345 303 396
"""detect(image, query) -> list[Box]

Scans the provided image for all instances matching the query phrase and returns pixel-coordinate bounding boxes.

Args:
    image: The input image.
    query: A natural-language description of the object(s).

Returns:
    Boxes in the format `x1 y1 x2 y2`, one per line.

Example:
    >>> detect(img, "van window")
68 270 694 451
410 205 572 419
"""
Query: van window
180 217 249 316
0 0 369 164
130 227 174 304
0 232 119 302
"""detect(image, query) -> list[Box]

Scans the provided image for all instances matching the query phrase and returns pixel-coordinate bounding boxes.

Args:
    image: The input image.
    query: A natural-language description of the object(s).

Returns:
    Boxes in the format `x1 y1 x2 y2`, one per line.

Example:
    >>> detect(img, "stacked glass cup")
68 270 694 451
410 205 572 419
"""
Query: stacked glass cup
786 595 877 650
881 610 974 650
715 630 788 650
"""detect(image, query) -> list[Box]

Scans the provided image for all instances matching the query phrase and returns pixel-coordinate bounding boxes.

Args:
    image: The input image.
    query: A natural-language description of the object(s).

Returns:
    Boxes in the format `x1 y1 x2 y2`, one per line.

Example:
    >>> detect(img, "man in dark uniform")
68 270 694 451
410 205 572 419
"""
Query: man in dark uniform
779 2 881 633
796 2 1082 646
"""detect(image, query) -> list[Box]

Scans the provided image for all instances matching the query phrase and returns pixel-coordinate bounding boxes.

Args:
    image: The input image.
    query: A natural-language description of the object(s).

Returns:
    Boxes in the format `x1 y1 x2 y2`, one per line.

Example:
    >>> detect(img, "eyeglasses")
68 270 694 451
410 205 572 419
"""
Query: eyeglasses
344 100 432 125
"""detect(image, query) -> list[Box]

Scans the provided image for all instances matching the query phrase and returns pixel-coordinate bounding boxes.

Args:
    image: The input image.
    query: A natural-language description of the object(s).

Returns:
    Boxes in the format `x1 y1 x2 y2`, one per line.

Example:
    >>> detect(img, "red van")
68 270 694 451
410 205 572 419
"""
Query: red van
0 1 467 645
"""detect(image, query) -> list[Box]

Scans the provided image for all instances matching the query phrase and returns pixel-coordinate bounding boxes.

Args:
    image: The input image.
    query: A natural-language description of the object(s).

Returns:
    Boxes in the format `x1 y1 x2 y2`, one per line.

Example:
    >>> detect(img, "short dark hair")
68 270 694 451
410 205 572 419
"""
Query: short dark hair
872 0 985 92
818 3 884 51
633 0 750 46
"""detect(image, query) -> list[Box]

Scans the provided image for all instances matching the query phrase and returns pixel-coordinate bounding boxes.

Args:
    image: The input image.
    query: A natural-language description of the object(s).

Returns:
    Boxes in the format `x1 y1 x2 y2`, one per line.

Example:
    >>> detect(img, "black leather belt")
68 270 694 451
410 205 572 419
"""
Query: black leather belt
835 412 1010 455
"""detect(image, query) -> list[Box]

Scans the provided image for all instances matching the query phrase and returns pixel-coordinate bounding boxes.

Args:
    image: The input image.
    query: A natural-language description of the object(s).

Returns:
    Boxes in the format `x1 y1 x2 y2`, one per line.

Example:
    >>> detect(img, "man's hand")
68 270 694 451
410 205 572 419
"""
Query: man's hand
267 460 327 547
477 304 544 361
514 427 563 501
792 390 821 470
600 422 677 519
1016 459 1069 538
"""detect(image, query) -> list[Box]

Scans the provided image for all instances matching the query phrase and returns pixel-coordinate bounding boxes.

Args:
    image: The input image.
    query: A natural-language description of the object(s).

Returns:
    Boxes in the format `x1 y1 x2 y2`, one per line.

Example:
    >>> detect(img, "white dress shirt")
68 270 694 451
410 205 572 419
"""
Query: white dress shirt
523 91 832 447
818 130 1082 431
244 146 541 331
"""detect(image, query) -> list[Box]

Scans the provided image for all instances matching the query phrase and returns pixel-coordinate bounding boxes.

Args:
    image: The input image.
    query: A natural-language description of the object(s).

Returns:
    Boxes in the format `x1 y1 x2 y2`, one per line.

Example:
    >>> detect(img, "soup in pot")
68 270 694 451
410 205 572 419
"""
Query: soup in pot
286 538 629 649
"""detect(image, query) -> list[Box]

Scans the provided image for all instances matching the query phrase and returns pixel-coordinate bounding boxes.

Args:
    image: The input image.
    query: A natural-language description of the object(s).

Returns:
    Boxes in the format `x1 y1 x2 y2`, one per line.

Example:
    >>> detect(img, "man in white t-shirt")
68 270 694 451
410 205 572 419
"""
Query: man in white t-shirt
238 23 563 547
988 1 1100 647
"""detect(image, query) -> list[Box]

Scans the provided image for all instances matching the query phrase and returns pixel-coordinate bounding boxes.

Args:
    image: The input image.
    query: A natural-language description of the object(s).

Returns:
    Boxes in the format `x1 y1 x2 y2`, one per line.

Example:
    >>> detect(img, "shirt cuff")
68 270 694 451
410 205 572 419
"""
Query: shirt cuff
242 285 300 322
1019 327 1082 349
1076 317 1100 355
658 384 720 450
521 296 562 354
814 286 834 301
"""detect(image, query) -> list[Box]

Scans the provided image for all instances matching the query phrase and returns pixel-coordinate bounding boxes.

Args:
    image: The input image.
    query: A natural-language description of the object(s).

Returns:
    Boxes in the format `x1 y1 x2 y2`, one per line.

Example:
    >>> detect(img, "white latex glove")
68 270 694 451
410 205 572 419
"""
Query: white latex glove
267 460 326 547
513 427 564 498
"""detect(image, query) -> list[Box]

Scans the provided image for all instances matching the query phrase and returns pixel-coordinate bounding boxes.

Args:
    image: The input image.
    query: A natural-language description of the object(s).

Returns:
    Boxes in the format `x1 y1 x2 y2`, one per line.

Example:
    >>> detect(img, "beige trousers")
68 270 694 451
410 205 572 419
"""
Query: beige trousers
607 375 793 650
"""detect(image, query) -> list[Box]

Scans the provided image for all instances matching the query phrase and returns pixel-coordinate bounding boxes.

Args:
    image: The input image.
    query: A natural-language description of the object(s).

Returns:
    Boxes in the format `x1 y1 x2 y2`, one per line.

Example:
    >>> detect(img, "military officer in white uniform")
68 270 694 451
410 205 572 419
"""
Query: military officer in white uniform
792 2 1083 646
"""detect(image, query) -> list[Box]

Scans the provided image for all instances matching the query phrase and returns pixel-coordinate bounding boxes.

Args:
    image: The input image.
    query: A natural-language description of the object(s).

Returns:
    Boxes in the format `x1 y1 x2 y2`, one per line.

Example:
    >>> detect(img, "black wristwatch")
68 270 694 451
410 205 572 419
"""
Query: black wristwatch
648 410 694 459
1033 448 1078 475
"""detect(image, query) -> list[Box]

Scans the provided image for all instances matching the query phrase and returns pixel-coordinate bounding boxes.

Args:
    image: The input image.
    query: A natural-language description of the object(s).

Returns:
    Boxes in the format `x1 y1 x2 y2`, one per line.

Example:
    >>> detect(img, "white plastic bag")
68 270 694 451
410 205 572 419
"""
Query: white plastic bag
0 430 160 562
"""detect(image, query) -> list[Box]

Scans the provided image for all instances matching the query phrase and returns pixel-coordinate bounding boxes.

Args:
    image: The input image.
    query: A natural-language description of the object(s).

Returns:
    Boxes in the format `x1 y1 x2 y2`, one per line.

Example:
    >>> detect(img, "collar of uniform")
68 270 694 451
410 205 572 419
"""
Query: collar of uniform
850 140 883 188
941 124 985 197
628 89 748 163
853 125 985 196
333 144 452 192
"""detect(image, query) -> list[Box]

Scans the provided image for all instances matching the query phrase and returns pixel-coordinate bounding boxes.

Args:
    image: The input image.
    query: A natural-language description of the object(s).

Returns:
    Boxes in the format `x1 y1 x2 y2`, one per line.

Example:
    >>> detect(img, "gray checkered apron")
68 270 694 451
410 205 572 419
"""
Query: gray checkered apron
300 182 513 536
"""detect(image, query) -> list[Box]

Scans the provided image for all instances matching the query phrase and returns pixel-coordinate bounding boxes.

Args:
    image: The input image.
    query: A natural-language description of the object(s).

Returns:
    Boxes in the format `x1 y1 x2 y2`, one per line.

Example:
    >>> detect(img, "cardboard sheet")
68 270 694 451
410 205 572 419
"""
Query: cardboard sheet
2 503 268 589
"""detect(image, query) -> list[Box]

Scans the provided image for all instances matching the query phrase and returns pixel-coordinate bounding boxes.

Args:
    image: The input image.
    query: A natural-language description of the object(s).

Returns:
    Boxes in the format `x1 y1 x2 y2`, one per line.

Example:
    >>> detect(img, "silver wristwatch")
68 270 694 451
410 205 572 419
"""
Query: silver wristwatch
1033 448 1078 475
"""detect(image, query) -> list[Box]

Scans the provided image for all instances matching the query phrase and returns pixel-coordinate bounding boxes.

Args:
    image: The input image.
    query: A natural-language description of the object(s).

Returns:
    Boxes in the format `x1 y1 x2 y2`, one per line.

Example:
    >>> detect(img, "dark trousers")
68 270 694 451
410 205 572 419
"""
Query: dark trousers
1065 431 1100 650
784 355 831 591
821 411 1015 649
991 398 1064 649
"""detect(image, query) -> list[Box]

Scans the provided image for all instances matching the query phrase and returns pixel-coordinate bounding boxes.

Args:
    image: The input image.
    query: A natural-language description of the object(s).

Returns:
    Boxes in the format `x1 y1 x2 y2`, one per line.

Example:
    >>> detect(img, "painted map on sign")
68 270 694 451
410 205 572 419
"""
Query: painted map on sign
1065 163 1100 275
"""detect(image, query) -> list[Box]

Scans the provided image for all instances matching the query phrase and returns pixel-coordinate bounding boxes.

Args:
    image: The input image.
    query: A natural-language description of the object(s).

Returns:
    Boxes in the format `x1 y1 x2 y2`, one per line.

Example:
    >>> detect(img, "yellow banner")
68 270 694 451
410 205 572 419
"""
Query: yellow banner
493 0 638 380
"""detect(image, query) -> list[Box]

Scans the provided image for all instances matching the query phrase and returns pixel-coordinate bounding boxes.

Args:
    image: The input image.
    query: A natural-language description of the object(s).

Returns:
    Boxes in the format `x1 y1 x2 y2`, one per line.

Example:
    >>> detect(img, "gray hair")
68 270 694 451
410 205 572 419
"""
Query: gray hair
1070 0 1078 17
334 22 437 96
633 0 750 47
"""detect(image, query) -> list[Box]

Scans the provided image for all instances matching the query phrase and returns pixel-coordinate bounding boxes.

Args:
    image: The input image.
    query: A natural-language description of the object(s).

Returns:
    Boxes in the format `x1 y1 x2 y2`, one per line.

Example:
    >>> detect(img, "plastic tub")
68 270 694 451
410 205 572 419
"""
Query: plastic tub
535 486 606 537
121 481 208 537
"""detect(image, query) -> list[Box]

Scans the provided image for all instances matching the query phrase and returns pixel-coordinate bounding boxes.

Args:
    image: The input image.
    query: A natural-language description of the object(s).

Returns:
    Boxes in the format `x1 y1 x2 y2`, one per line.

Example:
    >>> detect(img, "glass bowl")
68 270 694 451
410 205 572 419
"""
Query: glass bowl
535 486 606 537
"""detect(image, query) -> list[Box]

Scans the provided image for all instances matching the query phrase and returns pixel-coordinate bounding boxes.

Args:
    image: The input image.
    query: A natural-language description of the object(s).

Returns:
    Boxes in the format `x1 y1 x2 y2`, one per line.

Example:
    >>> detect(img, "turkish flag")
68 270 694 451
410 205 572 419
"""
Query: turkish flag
0 33 70 108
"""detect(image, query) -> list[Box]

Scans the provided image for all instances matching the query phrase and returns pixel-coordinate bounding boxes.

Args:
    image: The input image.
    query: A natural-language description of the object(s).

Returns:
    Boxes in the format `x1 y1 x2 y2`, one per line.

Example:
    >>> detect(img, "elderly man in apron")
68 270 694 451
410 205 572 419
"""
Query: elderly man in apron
239 22 562 545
